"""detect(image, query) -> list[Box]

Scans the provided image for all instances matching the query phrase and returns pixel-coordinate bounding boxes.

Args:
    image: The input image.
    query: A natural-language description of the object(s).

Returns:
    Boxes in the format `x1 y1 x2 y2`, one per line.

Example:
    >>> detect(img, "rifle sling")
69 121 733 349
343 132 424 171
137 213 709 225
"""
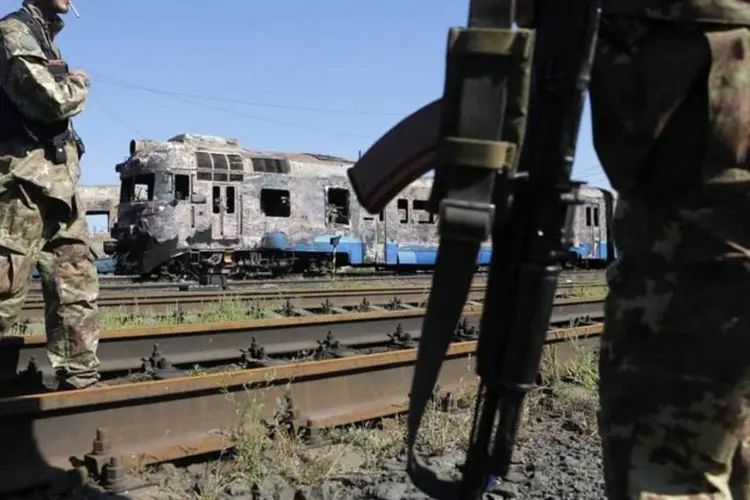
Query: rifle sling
404 21 533 499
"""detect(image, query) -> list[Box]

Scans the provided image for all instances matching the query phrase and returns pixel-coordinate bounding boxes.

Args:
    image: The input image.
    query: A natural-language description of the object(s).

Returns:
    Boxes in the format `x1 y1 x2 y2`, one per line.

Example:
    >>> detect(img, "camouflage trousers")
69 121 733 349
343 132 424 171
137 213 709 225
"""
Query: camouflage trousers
590 18 750 500
0 180 101 389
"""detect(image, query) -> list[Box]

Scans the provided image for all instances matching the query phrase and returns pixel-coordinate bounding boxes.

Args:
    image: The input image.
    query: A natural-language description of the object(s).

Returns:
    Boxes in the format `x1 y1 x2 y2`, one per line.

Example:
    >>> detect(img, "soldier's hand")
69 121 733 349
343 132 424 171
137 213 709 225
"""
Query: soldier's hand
68 69 90 88
516 0 535 27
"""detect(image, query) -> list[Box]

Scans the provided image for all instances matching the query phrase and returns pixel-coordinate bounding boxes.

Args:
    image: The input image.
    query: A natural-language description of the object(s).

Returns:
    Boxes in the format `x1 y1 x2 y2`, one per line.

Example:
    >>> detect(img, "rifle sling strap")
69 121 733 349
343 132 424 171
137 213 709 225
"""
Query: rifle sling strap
404 24 533 500
438 136 517 172
4 9 57 60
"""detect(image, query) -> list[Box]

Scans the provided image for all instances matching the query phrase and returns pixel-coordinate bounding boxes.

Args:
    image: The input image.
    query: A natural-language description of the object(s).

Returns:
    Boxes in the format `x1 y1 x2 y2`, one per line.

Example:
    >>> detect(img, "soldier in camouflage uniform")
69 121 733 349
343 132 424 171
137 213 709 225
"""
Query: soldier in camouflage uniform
589 2 750 498
0 0 103 391
518 0 750 497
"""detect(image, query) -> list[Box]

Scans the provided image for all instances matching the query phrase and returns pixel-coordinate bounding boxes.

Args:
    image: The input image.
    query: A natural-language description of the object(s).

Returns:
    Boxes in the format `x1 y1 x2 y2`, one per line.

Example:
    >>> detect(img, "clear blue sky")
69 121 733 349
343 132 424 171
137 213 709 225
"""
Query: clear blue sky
56 0 610 198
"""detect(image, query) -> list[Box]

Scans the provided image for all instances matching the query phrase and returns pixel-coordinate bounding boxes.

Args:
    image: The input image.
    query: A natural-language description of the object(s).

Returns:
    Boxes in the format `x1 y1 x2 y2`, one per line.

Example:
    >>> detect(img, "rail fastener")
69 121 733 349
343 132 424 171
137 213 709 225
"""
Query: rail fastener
1 297 605 385
18 281 608 322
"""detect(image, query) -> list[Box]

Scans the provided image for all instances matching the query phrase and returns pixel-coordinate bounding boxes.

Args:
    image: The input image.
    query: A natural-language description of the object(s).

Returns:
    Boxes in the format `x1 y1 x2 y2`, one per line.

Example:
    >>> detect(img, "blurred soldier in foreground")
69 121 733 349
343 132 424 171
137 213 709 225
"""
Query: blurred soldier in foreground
0 0 103 391
521 1 750 497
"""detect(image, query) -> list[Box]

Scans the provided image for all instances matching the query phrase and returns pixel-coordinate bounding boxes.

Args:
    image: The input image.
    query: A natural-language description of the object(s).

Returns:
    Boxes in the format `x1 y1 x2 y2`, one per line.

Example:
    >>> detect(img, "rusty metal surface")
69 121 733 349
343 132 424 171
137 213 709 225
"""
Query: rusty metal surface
18 284 482 321
0 323 602 495
19 281 607 321
1 298 604 380
26 271 485 293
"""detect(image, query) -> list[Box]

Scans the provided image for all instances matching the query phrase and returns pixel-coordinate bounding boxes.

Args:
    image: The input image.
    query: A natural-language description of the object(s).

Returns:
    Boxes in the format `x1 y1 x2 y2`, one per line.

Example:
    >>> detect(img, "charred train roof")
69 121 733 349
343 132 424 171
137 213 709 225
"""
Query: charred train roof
117 133 433 188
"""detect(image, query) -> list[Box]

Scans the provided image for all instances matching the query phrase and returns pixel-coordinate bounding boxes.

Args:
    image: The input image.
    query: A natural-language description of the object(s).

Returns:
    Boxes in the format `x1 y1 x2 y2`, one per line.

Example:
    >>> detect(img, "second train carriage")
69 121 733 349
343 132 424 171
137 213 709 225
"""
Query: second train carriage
567 184 618 267
103 133 616 282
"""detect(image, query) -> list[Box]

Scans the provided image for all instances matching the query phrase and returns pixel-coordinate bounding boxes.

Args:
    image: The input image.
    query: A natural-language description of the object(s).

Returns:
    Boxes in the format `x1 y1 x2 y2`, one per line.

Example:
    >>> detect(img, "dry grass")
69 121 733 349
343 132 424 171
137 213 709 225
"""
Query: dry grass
224 376 354 488
216 333 599 492
99 297 271 330
186 357 481 494
130 326 600 499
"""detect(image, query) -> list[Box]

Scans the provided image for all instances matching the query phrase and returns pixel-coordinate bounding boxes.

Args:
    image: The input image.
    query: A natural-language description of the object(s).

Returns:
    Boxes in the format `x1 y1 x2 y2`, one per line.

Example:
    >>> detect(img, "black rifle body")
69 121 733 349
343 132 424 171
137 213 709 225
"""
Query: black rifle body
345 0 602 498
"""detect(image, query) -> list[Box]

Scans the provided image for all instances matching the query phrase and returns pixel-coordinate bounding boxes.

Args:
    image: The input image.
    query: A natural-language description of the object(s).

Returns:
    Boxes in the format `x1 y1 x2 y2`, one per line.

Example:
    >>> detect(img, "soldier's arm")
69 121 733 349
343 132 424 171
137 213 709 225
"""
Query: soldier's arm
3 55 87 123
0 20 87 124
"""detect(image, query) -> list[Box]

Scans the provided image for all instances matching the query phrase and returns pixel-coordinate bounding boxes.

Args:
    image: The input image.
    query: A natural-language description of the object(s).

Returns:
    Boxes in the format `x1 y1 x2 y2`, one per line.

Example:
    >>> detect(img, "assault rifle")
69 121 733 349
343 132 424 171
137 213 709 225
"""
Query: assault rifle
346 0 601 498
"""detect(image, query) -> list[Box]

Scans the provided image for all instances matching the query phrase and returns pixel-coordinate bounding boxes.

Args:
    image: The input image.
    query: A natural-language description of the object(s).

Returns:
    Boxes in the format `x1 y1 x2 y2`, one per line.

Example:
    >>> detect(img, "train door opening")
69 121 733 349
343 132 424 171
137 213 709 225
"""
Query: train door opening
361 209 386 266
174 174 190 202
583 203 602 259
211 184 239 239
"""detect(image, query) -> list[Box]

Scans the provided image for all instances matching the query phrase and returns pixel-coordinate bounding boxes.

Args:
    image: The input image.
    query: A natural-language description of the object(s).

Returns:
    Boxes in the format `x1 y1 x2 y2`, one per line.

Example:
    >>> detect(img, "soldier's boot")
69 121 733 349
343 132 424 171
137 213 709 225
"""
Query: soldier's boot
56 377 108 391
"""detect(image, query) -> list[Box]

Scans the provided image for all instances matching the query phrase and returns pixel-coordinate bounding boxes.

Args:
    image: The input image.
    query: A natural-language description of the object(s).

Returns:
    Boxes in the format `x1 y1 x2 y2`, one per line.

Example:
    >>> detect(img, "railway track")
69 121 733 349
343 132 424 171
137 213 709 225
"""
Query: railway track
0 317 604 496
3 297 604 389
27 268 606 292
17 281 607 324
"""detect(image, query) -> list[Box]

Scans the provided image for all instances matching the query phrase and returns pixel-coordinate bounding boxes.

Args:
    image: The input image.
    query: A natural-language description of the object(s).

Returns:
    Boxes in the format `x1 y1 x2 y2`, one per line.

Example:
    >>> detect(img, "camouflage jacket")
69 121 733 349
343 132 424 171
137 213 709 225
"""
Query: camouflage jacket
0 1 88 208
602 0 750 25
517 1 750 26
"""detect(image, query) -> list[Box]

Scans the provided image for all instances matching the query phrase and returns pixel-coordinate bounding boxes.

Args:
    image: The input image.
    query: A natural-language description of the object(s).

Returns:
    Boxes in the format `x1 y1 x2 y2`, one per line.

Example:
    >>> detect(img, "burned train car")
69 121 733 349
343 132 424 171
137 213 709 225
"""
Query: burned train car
104 133 493 281
567 184 617 267
104 133 616 281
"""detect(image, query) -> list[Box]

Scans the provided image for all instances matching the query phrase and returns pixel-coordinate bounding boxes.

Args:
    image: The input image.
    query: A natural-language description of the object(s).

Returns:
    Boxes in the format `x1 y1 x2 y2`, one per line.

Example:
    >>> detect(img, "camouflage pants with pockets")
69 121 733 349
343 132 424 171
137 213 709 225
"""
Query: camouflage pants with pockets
591 17 750 499
0 179 101 389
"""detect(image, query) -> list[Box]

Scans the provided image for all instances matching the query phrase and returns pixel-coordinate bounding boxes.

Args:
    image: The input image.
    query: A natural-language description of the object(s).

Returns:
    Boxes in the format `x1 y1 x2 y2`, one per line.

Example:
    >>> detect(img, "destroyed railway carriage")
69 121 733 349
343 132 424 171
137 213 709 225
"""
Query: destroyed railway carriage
104 133 487 282
103 133 616 282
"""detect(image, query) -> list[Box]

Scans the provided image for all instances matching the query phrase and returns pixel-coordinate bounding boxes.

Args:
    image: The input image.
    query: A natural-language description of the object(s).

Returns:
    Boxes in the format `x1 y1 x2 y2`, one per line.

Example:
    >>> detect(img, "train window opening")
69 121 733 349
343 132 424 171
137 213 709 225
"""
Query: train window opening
196 152 243 182
585 206 592 226
412 199 434 224
252 157 291 174
119 178 132 202
362 208 383 222
120 174 154 202
212 186 221 214
593 206 600 227
379 210 384 221
326 188 350 224
397 199 409 223
228 154 244 171
260 188 291 218
226 186 236 214
212 153 229 170
363 211 385 222
196 152 212 169
174 175 190 201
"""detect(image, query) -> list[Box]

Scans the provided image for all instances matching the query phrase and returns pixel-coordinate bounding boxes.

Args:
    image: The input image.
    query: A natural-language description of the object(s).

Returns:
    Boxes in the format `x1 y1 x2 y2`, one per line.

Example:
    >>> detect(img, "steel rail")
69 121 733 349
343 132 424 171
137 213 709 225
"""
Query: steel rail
27 268 605 290
18 282 607 321
0 322 604 495
0 297 605 385
27 272 479 294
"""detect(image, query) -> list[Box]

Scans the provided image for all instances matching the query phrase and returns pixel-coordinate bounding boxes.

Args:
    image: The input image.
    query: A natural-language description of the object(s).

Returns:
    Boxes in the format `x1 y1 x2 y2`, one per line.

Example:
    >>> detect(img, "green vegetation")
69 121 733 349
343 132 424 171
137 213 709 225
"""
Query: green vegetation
12 282 606 337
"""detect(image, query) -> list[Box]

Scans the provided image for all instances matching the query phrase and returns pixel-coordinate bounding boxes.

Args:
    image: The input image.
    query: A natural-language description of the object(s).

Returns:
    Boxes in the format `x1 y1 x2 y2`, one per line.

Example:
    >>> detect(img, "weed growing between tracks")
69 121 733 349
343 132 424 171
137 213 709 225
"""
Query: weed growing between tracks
133 332 602 499
9 280 605 336
91 283 601 330
528 335 600 436
99 297 271 330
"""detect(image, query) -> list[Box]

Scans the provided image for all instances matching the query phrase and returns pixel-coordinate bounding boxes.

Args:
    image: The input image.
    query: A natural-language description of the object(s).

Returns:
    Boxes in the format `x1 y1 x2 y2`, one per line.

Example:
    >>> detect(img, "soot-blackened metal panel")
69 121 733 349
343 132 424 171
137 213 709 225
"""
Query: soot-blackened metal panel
112 133 444 263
